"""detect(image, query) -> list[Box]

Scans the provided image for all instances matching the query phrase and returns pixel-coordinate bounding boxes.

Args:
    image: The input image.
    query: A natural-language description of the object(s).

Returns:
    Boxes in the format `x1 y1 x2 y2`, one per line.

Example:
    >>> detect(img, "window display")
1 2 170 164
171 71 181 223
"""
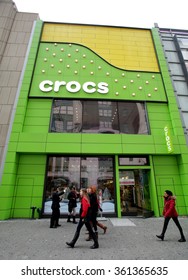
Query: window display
44 156 115 215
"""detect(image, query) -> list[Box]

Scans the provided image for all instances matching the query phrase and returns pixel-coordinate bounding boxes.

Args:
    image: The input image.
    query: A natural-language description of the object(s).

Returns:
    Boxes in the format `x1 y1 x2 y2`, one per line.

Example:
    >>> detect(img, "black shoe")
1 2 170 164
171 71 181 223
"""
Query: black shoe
66 242 74 248
156 235 164 241
72 217 78 224
56 224 61 227
90 244 99 249
178 238 186 242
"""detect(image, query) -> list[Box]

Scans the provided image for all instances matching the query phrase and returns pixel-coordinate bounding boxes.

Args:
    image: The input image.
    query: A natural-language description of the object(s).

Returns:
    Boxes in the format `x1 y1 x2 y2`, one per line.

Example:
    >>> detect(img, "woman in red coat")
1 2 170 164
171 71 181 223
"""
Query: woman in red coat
156 190 186 242
66 188 99 249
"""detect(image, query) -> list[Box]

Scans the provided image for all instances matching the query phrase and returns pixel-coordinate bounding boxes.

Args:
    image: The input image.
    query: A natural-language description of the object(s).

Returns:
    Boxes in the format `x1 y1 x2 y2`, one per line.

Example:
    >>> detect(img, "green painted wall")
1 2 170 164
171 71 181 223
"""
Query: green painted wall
11 154 46 218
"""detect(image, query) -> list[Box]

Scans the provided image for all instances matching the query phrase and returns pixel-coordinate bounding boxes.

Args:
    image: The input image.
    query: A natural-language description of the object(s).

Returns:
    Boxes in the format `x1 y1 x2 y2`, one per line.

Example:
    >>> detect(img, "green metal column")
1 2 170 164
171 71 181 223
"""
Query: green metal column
115 155 121 218
149 155 159 217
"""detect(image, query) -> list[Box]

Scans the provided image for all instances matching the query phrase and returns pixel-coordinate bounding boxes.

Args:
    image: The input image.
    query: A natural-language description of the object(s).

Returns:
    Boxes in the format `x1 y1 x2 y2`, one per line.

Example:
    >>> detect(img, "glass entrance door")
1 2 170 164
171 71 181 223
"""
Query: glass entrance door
119 169 151 216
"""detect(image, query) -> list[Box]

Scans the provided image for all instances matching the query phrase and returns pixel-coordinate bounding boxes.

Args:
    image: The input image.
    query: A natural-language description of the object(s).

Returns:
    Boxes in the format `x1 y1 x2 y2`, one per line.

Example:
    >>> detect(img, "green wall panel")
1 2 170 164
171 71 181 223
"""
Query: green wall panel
47 133 82 143
46 142 81 153
1 174 16 187
23 99 51 133
10 154 47 218
147 103 173 136
121 135 154 144
81 143 122 154
122 143 155 154
15 178 34 196
23 126 49 133
152 155 187 215
12 209 31 219
17 142 46 153
81 134 121 144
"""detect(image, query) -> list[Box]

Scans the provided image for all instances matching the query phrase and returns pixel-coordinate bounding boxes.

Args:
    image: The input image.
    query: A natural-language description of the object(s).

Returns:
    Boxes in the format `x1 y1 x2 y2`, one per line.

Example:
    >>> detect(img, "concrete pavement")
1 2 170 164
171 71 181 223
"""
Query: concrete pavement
0 217 188 260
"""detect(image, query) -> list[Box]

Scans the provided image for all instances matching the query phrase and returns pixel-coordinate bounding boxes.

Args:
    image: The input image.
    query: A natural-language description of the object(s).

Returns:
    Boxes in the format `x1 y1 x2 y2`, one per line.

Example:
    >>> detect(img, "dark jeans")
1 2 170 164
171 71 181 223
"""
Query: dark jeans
76 218 94 234
75 218 98 242
162 217 184 237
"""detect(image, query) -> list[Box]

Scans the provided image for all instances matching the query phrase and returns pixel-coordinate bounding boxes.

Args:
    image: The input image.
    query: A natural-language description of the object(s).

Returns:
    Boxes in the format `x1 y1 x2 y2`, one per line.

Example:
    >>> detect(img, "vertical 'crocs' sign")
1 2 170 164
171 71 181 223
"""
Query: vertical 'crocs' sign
164 126 174 153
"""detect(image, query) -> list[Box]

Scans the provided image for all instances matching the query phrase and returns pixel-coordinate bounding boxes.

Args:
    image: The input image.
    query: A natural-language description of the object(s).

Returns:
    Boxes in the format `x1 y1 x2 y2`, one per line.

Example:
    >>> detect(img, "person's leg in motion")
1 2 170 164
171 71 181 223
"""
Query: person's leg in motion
156 217 171 240
172 217 186 242
66 219 84 248
85 220 99 249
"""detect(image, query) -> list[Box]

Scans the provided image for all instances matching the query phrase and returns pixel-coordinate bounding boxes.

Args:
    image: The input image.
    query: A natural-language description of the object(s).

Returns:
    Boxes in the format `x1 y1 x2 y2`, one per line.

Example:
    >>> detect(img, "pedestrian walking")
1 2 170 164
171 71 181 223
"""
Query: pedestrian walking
156 190 186 242
66 188 99 249
50 187 64 228
86 186 99 240
86 186 107 240
67 186 78 224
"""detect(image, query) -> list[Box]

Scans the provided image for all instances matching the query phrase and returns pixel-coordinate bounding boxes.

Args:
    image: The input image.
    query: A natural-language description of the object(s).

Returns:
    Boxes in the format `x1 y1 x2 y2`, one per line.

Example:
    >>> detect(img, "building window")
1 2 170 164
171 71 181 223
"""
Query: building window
50 100 149 134
119 156 149 166
44 156 115 215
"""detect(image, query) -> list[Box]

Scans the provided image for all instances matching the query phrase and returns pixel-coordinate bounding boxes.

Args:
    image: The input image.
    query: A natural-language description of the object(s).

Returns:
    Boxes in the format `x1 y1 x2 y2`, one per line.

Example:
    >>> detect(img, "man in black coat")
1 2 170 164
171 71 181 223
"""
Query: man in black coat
50 187 64 228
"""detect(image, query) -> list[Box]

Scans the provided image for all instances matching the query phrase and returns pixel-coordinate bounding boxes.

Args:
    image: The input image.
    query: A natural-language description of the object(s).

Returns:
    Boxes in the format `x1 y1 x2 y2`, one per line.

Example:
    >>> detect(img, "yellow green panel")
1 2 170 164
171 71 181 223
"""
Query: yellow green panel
29 42 166 102
41 23 159 72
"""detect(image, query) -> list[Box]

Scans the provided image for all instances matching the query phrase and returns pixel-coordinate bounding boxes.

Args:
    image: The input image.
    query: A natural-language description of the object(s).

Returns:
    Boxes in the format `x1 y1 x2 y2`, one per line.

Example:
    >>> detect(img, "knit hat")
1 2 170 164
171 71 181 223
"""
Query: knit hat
165 190 173 196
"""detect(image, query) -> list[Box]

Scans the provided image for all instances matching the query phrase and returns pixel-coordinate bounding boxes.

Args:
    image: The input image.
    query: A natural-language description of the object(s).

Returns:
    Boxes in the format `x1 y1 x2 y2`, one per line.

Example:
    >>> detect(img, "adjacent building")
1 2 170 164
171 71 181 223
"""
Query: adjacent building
0 0 188 219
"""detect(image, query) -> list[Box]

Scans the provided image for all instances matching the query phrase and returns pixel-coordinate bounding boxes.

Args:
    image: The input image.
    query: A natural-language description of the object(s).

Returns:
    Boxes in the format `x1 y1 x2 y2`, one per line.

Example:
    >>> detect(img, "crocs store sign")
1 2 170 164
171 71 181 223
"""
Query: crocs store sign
39 80 109 94
164 126 174 153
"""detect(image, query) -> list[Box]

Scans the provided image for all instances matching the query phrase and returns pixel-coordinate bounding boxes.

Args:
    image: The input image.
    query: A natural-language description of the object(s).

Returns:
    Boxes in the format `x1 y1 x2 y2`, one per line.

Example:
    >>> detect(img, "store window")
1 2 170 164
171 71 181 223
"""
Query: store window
50 100 149 134
44 156 115 215
119 156 149 166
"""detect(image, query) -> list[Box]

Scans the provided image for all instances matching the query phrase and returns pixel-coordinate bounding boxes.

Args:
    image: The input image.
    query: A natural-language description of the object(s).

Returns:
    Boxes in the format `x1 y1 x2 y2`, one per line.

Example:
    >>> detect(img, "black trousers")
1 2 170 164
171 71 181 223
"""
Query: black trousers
76 218 95 235
50 208 60 227
161 217 184 237
90 212 98 232
73 218 98 244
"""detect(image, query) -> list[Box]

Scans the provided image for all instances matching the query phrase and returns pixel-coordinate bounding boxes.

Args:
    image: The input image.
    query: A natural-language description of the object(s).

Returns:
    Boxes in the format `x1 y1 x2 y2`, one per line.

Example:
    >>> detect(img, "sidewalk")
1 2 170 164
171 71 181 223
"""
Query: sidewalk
0 217 188 260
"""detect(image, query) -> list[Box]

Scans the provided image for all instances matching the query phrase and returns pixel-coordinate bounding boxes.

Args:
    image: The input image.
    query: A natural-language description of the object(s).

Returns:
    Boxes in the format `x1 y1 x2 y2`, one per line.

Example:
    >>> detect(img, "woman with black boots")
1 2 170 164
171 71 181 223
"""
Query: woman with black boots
86 186 107 240
66 188 99 249
86 186 99 241
156 190 186 242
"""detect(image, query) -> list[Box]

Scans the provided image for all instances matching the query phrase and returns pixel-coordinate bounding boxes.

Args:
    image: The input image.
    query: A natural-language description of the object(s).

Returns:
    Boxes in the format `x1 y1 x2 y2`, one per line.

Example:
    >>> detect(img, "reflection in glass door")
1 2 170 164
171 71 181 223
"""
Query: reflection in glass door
119 169 151 216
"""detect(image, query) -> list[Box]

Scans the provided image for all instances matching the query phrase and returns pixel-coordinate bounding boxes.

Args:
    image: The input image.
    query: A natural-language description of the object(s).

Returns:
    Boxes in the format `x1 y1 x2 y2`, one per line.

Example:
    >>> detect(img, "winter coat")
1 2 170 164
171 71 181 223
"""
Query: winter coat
67 190 77 208
80 196 91 219
89 192 99 214
163 196 178 218
51 191 64 210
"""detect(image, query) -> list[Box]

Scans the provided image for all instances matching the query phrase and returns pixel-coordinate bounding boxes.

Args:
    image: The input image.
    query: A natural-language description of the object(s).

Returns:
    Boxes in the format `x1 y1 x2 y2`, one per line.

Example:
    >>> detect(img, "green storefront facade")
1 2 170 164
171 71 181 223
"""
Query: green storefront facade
0 21 188 220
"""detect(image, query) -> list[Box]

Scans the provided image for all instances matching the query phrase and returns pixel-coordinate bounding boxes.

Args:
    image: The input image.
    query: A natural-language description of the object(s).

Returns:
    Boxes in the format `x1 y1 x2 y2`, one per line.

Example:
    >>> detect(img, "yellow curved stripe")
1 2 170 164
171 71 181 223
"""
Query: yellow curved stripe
41 23 159 72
